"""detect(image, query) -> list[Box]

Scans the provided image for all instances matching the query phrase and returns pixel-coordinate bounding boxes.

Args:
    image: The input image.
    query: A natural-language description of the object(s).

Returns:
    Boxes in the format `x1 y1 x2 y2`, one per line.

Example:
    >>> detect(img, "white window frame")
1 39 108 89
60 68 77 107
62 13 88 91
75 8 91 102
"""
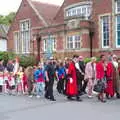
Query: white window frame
14 31 20 53
43 36 56 52
101 16 110 48
43 39 47 52
66 35 80 49
66 4 91 18
20 19 30 54
52 37 56 51
116 15 120 48
116 0 120 14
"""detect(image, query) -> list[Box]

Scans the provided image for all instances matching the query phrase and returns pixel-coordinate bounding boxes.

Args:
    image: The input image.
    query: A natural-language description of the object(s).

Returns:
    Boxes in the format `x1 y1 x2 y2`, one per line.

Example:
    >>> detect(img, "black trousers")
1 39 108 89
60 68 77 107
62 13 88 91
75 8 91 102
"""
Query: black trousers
77 73 84 93
0 85 2 92
82 80 88 92
57 78 64 93
45 79 54 99
27 81 33 95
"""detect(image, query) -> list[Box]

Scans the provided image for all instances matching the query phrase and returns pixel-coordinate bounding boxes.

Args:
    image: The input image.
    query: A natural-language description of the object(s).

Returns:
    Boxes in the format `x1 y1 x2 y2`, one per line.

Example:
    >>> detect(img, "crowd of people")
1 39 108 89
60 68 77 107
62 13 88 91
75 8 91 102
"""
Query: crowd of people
0 51 120 103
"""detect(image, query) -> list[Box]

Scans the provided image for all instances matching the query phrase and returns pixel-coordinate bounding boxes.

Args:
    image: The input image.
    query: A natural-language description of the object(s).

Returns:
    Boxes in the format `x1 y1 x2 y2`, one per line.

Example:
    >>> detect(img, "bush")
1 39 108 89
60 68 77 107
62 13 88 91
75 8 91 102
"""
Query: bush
0 51 16 65
0 52 37 67
19 55 37 68
84 58 91 64
84 57 100 64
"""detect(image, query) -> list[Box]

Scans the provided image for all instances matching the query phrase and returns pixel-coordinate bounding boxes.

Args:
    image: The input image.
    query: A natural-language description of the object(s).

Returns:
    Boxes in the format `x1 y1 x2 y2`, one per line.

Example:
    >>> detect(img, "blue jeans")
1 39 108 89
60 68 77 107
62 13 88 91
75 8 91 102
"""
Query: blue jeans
36 82 45 96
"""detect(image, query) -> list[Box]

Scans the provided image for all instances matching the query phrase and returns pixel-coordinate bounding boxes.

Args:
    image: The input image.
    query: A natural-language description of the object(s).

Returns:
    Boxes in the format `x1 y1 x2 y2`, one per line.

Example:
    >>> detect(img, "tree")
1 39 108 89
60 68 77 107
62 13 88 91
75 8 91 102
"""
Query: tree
0 12 16 25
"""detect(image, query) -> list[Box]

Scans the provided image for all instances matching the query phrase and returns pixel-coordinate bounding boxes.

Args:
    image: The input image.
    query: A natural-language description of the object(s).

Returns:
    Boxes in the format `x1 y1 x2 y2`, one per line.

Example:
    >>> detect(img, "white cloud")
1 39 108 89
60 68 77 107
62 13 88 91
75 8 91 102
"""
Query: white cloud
0 0 63 15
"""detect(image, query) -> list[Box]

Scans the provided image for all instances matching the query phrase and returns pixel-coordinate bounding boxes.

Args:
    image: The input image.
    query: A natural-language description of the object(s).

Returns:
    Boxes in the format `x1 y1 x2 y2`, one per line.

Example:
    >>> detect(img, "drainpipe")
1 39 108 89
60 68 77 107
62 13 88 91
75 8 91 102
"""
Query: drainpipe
36 34 41 62
89 32 94 57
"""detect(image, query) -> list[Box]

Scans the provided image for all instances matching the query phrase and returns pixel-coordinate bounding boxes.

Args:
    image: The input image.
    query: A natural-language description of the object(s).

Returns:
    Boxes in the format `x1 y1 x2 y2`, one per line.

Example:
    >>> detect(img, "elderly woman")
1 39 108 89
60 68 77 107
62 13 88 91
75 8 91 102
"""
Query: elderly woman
84 57 96 98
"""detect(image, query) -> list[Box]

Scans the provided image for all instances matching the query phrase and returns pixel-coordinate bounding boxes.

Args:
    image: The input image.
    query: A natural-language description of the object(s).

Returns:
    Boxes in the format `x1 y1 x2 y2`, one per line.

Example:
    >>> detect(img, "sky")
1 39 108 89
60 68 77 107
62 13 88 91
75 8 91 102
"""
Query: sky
0 0 63 15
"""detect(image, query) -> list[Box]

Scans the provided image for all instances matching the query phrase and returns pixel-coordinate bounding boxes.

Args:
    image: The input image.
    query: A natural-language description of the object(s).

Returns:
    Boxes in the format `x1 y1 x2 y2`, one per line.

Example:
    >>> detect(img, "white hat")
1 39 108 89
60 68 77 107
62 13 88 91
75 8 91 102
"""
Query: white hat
113 54 117 58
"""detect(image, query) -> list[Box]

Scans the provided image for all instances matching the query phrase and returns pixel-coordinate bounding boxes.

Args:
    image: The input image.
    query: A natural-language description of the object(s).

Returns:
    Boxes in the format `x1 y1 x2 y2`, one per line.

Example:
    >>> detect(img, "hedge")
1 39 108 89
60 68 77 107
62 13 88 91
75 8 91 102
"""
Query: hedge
0 52 37 67
84 57 100 64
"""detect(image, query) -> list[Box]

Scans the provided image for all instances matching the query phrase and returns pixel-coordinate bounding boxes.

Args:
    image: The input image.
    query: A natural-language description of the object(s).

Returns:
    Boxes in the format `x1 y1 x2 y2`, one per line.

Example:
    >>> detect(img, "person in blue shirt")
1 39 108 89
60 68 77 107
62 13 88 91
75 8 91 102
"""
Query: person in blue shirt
56 62 66 94
34 63 45 98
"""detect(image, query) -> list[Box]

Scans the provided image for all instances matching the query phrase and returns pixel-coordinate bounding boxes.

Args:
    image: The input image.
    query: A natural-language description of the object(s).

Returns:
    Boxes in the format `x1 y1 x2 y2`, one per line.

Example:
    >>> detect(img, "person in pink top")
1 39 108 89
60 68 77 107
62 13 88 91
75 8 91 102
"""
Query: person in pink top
84 57 96 98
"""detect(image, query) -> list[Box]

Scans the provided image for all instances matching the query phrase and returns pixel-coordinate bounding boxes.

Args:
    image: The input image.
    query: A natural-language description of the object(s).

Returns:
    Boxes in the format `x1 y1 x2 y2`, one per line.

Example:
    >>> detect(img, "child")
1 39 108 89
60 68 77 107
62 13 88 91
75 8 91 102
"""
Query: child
8 72 16 95
25 66 34 97
0 71 4 93
16 67 24 95
0 60 4 93
22 71 27 95
3 69 9 94
34 63 45 98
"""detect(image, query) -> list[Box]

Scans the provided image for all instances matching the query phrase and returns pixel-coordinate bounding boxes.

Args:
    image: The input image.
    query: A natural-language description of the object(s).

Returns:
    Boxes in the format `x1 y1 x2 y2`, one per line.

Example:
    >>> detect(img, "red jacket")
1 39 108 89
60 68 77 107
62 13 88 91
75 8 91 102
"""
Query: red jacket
96 61 105 80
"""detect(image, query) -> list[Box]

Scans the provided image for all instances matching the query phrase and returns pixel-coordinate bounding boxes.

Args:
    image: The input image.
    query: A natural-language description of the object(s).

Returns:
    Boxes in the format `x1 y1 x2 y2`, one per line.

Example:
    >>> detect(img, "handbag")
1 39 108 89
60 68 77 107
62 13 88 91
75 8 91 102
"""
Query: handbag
93 80 105 93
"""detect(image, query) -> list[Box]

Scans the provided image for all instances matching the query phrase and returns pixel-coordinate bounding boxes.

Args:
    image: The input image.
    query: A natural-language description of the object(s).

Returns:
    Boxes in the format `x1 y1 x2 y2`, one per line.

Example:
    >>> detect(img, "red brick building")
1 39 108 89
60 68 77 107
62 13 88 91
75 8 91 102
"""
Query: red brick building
8 0 120 60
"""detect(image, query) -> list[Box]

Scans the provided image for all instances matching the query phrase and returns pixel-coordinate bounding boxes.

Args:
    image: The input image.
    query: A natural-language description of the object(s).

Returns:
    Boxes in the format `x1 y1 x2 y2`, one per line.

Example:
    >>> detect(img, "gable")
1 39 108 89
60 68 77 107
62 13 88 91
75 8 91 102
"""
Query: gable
8 0 47 33
31 1 60 25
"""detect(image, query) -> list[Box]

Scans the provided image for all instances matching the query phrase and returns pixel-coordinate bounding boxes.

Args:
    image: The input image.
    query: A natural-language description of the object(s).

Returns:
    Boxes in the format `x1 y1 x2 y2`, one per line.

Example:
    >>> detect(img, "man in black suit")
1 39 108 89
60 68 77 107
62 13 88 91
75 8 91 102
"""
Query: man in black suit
77 56 87 94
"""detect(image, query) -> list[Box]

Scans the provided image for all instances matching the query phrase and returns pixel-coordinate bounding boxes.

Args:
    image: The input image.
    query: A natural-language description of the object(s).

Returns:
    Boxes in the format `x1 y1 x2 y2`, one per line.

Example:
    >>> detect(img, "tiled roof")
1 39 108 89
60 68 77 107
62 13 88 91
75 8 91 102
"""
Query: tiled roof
0 24 9 38
31 1 61 25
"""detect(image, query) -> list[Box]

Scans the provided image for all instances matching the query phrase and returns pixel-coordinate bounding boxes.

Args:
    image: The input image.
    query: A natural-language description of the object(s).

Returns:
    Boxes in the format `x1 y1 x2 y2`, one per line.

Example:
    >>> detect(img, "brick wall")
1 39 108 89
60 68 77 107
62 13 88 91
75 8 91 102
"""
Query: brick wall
7 0 45 52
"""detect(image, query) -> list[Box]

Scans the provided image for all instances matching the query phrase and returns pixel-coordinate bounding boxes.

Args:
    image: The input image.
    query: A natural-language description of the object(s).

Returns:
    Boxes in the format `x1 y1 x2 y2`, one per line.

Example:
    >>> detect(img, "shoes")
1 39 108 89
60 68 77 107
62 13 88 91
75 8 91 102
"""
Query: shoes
45 96 50 99
76 98 82 102
79 92 84 96
88 95 93 98
67 96 74 101
79 91 87 96
100 99 106 103
116 93 120 99
50 98 56 101
36 95 40 98
29 95 33 98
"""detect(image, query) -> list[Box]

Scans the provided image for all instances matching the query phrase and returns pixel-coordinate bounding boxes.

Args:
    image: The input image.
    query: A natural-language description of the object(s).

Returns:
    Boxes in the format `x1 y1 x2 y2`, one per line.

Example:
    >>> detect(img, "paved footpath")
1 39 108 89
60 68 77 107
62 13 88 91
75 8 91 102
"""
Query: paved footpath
0 92 120 120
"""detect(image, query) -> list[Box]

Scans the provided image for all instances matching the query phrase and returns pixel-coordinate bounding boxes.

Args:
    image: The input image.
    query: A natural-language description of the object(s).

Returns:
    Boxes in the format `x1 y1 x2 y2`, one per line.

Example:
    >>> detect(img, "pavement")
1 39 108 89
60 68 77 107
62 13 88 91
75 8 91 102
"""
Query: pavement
0 91 120 120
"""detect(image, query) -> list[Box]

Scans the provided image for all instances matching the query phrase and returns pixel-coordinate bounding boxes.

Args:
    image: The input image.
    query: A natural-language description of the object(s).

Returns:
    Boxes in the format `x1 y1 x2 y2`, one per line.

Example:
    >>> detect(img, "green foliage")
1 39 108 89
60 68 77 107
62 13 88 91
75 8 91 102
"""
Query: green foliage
84 57 100 64
0 12 16 25
19 55 37 68
0 51 16 65
0 52 37 67
84 58 91 64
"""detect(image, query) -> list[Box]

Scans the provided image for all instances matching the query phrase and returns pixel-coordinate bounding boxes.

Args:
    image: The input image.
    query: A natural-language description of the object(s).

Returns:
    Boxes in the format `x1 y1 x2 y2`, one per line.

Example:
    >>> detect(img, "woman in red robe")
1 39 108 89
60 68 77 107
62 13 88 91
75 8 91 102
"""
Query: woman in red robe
66 55 82 101
105 62 115 98
96 55 107 102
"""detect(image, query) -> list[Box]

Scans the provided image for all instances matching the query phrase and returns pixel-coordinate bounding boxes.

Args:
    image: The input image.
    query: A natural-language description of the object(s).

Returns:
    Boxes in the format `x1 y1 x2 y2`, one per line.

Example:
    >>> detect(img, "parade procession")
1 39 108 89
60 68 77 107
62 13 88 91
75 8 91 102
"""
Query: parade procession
1 0 120 120
0 53 120 103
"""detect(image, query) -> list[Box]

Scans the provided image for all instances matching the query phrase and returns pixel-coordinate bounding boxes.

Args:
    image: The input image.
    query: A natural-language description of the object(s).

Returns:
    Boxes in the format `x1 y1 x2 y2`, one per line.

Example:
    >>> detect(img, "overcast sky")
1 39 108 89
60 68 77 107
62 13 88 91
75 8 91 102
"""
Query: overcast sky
0 0 63 15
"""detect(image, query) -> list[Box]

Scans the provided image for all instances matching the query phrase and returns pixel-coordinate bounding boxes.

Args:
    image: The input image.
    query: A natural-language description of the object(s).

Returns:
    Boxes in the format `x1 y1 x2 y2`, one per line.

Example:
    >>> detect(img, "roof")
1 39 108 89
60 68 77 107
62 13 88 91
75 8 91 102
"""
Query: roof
0 24 9 39
31 0 61 25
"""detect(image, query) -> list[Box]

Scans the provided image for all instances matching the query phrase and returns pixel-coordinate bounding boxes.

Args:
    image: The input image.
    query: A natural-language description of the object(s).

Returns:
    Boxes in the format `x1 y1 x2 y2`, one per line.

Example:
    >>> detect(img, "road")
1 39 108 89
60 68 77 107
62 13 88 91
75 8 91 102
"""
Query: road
0 92 120 120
